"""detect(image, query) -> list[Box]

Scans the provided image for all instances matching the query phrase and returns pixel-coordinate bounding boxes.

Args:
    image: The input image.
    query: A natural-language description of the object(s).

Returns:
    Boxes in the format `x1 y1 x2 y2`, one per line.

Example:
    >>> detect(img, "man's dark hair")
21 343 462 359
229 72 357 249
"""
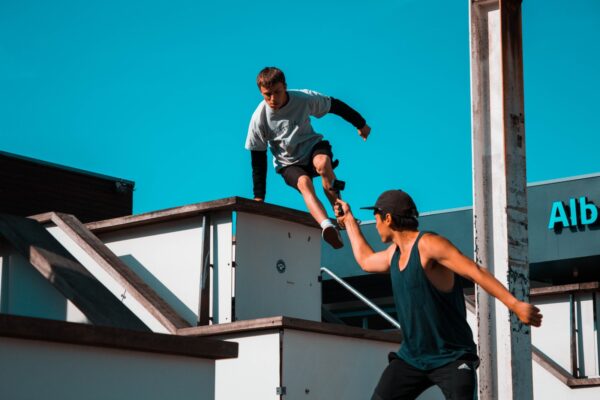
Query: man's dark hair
257 67 286 89
374 210 419 230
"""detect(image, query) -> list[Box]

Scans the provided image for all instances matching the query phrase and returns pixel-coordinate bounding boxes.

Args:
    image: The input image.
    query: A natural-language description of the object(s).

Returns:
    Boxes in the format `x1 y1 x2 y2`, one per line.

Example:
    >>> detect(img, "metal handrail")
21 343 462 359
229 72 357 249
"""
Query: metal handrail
320 266 401 329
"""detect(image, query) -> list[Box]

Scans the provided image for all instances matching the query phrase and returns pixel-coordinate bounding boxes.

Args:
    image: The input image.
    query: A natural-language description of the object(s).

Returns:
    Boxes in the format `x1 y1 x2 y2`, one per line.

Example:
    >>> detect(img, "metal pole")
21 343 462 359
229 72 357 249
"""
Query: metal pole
570 293 579 377
320 267 401 329
469 0 532 398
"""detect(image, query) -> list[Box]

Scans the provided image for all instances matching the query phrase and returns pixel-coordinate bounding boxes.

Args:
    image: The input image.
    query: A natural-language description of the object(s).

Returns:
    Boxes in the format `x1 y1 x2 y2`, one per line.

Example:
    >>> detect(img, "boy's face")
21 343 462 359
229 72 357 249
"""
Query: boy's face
260 82 287 110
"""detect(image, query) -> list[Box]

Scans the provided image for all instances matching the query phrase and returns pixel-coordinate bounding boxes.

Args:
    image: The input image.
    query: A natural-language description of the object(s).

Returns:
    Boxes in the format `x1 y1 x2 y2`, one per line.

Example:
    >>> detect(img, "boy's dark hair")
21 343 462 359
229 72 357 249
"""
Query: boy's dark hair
257 67 286 89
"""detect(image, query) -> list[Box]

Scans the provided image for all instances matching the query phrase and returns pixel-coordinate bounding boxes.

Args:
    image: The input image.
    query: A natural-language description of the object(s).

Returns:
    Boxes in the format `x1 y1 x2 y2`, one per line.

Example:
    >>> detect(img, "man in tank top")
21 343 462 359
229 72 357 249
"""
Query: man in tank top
335 190 542 400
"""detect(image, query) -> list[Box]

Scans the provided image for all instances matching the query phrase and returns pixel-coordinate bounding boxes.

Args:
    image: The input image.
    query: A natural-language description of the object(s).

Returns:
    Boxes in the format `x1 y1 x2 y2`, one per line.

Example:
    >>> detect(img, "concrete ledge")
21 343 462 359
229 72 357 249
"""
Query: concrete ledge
177 316 403 343
30 197 318 232
0 314 237 360
530 282 600 297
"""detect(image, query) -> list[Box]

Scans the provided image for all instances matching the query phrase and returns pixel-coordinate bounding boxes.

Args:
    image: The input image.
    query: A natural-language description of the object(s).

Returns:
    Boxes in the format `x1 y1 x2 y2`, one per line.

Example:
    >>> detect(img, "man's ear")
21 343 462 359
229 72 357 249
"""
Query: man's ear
384 213 393 226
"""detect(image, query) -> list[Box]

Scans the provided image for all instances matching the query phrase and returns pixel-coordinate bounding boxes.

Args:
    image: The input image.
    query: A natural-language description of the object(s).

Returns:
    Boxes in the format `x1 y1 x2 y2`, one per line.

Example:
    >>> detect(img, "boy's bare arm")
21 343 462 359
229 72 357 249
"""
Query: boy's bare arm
422 234 543 327
336 199 392 273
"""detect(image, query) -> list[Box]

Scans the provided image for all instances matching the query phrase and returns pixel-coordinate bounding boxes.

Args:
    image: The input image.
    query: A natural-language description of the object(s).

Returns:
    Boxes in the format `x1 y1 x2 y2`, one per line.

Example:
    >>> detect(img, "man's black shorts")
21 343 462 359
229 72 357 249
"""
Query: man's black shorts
371 352 479 400
278 140 336 189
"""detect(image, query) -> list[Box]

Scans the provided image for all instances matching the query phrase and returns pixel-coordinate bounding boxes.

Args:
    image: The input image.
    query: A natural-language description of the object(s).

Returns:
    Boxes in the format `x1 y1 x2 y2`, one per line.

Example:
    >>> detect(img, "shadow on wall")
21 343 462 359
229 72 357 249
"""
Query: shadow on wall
1 245 68 320
119 254 197 324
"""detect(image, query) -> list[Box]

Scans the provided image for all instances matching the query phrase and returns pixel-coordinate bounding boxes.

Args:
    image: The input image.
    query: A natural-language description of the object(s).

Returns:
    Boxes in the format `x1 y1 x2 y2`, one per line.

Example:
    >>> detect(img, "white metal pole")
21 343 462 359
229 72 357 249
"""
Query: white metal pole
320 267 401 329
469 0 533 398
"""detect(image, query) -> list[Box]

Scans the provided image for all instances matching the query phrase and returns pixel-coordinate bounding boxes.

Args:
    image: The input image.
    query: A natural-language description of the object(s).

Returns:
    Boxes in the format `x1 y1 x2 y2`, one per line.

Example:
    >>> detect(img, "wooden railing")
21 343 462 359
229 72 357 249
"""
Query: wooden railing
467 282 600 388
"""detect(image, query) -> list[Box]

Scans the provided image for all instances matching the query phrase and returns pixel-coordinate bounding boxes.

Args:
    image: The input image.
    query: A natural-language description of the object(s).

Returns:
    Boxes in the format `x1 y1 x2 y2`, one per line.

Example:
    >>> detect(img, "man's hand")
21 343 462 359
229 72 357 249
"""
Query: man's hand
254 197 264 202
335 199 350 230
335 198 354 226
512 301 543 327
358 124 371 141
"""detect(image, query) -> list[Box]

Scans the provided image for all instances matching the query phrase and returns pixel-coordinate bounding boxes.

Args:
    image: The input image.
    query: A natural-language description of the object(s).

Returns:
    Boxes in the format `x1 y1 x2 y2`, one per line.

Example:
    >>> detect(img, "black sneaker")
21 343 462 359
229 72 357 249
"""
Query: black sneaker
322 225 343 249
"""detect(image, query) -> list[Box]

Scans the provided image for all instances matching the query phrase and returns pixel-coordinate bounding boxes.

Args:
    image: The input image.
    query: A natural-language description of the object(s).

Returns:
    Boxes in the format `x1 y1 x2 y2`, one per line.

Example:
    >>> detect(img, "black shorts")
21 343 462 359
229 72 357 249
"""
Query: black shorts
371 353 479 400
278 140 336 189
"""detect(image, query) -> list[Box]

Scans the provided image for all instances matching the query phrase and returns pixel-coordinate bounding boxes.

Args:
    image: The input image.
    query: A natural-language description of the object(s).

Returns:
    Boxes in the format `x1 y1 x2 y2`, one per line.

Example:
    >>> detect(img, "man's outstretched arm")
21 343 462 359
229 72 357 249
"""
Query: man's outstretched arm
423 234 543 327
251 150 267 201
329 98 371 140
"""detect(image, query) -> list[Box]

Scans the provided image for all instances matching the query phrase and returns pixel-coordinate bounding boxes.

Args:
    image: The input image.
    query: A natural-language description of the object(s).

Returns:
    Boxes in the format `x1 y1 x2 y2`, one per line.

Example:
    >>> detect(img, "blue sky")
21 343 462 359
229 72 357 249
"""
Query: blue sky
1 0 598 221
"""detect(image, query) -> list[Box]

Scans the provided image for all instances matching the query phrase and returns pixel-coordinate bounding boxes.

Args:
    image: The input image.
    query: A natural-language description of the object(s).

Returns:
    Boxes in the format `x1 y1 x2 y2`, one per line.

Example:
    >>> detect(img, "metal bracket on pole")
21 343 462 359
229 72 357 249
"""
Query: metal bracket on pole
198 214 211 325
469 0 532 398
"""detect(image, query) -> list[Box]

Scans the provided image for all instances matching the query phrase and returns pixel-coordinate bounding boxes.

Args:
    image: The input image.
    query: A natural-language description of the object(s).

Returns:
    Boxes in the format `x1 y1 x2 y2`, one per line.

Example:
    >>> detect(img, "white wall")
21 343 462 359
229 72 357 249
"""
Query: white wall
533 360 600 400
465 295 600 398
531 294 600 378
47 224 168 332
211 212 234 324
235 212 321 322
211 328 441 400
282 330 405 399
215 332 281 400
283 330 443 400
577 293 599 378
0 336 215 400
0 249 88 324
532 295 572 372
98 216 207 326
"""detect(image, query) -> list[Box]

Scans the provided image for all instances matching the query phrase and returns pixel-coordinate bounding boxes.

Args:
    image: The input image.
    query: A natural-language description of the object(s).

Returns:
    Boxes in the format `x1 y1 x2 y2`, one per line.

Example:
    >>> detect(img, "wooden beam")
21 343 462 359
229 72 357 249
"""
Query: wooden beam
0 213 148 331
531 344 571 385
531 282 600 297
49 212 191 333
532 345 600 388
467 295 600 388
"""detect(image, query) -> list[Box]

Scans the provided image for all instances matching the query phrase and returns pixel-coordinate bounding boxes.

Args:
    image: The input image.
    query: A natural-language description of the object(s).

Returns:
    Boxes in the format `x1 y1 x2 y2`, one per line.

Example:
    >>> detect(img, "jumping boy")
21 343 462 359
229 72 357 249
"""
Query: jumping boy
335 190 542 400
245 67 371 249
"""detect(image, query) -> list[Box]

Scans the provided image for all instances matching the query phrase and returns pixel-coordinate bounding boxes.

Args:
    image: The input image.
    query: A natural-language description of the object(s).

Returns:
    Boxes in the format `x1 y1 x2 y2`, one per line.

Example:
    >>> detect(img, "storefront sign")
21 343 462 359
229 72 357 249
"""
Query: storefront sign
548 197 598 229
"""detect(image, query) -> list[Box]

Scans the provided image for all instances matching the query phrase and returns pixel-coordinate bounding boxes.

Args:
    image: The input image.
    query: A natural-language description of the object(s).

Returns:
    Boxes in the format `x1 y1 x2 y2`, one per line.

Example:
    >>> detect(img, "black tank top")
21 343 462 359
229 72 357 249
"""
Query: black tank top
391 231 476 370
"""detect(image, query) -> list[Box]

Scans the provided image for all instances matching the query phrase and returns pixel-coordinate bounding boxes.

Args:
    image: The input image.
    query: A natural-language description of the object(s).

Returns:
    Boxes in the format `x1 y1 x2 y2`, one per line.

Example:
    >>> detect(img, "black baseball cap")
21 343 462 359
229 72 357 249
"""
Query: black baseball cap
361 190 419 219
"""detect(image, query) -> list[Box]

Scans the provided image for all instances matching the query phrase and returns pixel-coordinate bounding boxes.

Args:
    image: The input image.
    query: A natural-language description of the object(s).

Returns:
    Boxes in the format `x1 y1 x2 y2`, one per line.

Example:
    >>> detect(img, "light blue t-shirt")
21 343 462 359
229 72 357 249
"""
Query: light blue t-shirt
245 89 331 171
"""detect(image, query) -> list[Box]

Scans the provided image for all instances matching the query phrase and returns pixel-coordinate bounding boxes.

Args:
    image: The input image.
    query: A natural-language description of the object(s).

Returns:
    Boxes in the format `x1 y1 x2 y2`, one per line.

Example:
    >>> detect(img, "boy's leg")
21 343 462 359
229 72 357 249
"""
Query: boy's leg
280 165 343 249
296 175 329 224
313 154 347 227
312 153 338 207
296 176 343 249
310 141 345 226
